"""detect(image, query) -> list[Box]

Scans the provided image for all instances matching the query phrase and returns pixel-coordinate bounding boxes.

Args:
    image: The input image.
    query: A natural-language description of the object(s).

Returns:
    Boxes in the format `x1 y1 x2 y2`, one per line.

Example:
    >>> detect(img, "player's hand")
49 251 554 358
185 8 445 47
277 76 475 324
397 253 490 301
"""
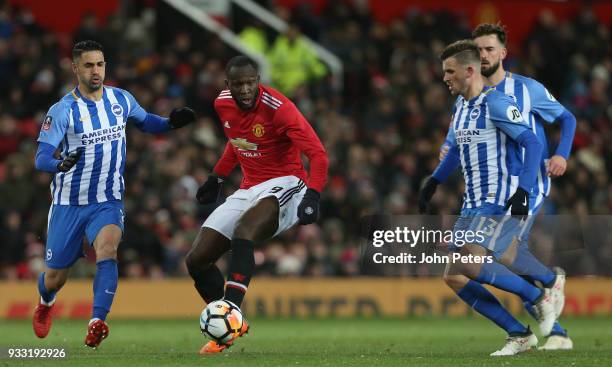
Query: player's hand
418 176 439 214
297 189 320 225
57 148 83 172
196 174 224 205
169 107 196 129
439 144 450 162
547 155 567 177
504 187 529 220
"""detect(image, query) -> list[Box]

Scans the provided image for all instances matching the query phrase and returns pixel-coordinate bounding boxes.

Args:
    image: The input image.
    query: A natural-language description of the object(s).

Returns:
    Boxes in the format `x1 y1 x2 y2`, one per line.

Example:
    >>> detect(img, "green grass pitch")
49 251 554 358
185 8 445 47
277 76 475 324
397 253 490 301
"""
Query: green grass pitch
1 317 611 366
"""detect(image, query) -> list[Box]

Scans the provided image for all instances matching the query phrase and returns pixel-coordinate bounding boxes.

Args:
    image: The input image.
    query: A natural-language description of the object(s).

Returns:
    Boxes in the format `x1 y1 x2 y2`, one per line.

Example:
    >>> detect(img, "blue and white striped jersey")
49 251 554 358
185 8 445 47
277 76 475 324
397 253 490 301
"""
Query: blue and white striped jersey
446 88 532 209
491 72 566 205
37 86 146 205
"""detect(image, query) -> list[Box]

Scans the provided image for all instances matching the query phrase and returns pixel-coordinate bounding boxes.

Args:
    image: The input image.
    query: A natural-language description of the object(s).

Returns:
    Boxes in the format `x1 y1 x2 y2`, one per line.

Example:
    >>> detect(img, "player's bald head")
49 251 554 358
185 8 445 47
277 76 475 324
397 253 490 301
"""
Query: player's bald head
440 40 481 68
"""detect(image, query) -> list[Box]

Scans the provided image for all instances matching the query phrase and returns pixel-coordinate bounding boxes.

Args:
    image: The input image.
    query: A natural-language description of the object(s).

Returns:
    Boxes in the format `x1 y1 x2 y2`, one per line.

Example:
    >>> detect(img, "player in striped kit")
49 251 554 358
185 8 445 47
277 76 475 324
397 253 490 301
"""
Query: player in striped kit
419 40 558 356
32 41 196 348
434 24 576 351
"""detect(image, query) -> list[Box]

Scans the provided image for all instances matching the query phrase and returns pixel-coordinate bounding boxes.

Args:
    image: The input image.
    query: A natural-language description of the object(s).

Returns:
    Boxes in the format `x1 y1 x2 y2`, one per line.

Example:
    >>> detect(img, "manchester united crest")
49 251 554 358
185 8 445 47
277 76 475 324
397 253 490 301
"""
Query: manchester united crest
252 123 265 137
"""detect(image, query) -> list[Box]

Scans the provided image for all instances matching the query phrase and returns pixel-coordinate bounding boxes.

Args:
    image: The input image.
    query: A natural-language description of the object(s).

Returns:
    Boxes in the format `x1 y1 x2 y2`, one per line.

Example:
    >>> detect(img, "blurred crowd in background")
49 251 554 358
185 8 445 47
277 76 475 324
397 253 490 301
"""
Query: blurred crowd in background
0 1 610 279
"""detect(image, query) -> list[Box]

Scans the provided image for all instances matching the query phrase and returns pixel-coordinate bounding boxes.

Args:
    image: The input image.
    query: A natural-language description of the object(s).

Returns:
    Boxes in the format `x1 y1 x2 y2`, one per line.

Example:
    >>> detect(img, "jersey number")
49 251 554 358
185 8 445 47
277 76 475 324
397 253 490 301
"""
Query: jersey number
268 186 283 194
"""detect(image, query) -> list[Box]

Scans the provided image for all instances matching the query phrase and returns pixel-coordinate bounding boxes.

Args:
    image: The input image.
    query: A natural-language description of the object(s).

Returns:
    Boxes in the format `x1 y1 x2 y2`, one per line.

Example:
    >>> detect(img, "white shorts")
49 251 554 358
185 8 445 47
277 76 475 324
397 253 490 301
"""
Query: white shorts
202 175 307 240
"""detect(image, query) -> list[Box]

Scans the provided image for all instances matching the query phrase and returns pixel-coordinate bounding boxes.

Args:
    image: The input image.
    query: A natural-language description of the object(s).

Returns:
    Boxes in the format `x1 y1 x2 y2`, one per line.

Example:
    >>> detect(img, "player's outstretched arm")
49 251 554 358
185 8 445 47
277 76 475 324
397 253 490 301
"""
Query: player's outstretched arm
168 107 196 129
123 89 195 133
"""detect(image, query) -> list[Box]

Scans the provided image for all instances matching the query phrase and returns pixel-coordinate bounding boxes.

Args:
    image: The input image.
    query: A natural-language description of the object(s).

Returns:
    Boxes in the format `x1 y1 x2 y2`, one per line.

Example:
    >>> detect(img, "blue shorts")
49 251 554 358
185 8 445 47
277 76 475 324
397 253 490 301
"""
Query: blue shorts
45 200 124 269
517 195 545 248
450 203 525 259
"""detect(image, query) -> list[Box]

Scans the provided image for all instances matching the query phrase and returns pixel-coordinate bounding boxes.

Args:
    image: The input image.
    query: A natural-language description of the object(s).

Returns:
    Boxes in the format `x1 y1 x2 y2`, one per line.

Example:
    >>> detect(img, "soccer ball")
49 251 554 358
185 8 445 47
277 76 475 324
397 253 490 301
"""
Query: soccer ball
199 300 244 344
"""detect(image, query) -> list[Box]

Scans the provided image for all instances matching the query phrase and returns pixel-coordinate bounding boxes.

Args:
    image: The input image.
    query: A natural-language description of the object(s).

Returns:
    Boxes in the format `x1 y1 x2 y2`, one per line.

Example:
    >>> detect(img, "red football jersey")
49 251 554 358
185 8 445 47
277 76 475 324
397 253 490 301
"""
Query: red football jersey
212 85 329 192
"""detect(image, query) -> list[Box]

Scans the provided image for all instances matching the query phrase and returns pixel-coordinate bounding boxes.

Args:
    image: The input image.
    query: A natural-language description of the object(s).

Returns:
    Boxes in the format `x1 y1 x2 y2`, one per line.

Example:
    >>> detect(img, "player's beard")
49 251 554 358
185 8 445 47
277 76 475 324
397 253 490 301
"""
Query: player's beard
481 61 500 77
87 80 102 91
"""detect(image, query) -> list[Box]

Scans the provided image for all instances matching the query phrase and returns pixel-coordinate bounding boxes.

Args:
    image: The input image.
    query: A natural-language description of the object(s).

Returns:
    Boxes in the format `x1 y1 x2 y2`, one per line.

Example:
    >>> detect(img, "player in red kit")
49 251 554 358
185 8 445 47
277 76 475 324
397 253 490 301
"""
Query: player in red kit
185 56 329 354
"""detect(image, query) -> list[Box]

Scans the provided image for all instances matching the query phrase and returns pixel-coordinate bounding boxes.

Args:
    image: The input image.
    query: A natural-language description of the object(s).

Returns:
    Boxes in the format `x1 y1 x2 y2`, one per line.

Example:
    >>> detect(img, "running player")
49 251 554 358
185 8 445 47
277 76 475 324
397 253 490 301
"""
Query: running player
33 40 196 348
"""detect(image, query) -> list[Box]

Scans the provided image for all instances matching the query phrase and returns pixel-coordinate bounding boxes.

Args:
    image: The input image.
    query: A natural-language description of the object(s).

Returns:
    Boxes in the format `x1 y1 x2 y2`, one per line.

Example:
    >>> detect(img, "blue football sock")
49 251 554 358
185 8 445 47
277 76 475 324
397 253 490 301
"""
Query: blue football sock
37 272 57 304
475 262 542 304
92 259 118 321
510 245 556 287
522 300 567 336
457 280 527 335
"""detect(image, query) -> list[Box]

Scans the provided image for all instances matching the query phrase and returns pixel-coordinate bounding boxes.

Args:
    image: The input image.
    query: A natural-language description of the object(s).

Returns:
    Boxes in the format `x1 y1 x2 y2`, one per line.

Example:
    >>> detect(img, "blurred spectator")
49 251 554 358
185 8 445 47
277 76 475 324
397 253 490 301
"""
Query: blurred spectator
268 24 326 96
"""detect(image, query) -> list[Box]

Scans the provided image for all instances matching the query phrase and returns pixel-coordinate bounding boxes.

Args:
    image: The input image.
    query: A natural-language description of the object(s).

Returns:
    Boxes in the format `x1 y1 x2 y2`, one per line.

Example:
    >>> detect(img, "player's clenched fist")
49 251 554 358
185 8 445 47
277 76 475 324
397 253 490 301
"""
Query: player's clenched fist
196 174 224 205
297 189 320 225
57 148 83 172
169 107 196 129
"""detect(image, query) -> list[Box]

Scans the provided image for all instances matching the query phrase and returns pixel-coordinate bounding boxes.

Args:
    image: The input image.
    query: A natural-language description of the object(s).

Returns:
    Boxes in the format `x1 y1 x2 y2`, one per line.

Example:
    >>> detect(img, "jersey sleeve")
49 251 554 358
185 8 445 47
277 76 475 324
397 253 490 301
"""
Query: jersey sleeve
275 102 329 192
213 141 239 178
37 102 70 148
526 79 565 123
487 93 531 141
122 89 147 123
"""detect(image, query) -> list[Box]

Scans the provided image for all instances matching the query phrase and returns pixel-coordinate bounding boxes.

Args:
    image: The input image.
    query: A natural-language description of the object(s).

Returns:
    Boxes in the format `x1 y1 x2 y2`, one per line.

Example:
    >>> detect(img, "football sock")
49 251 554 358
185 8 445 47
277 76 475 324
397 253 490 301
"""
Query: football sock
457 280 527 335
92 259 118 321
475 261 543 304
224 238 254 307
510 245 556 287
188 264 225 303
523 300 567 336
37 272 57 305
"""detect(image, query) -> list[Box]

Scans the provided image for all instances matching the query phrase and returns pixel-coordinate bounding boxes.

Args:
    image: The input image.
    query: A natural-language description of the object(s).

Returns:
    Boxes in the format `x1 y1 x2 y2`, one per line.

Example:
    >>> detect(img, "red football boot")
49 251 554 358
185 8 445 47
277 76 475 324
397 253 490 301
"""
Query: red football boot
84 319 109 349
32 300 54 338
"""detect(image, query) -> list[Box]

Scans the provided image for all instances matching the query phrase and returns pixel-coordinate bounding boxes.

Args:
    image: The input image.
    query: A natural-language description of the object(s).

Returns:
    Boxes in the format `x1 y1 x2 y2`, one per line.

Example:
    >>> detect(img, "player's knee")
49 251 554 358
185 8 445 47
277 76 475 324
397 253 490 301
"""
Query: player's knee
233 220 256 241
95 240 118 260
185 249 211 273
444 273 469 292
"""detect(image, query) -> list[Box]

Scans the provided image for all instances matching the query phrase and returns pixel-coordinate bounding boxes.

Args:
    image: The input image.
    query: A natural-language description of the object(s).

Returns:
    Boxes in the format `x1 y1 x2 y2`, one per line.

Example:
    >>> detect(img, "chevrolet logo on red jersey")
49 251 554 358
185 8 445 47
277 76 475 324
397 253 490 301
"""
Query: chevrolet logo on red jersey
230 138 258 151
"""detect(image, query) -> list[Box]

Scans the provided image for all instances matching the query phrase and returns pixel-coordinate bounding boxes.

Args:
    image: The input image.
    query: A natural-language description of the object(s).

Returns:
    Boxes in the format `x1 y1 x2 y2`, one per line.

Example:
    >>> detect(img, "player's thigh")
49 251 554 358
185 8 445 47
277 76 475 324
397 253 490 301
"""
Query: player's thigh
85 200 124 246
518 195 543 247
466 205 521 260
234 196 280 242
201 191 250 240
93 224 122 259
45 204 88 269
250 175 307 238
186 227 231 267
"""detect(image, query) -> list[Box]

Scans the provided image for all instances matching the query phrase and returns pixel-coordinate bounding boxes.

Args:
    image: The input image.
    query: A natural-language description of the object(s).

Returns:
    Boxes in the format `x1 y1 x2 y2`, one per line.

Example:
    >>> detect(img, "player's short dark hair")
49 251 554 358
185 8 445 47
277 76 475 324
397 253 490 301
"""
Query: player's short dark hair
72 40 104 60
472 23 507 46
439 40 480 65
225 55 258 75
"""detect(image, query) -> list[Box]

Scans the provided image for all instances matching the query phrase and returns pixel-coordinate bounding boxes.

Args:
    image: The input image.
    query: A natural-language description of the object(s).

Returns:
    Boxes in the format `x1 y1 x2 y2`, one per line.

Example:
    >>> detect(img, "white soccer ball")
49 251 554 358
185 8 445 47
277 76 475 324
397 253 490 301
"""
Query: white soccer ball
199 300 244 344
